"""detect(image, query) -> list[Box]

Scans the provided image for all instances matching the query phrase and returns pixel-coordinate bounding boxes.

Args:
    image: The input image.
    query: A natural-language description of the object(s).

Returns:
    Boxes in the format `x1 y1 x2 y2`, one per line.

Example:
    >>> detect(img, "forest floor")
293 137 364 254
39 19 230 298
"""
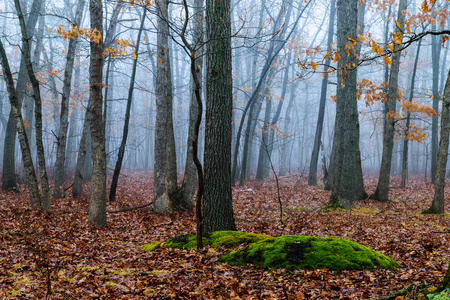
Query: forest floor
0 172 449 299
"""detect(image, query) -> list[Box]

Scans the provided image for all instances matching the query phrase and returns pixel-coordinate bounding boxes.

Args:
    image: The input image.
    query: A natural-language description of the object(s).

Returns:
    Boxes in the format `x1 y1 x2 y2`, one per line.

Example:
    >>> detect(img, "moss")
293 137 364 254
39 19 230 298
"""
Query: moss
142 241 162 252
163 231 271 250
427 288 450 300
220 235 400 271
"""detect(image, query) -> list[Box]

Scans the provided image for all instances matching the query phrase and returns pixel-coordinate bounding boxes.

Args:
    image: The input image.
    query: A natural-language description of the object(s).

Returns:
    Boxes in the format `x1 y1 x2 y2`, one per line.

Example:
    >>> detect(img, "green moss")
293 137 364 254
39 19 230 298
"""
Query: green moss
163 231 271 250
427 288 450 300
220 235 400 271
142 241 162 252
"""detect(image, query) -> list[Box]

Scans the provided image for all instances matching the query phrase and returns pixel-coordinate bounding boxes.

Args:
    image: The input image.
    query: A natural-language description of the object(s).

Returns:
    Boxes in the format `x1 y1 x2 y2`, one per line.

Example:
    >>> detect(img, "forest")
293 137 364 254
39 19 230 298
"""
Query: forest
1 0 450 298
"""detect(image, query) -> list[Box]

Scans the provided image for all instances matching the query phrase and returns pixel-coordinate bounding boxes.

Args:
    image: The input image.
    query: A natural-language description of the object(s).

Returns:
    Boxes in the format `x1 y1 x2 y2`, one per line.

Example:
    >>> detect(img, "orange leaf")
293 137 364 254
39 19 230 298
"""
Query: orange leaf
311 61 317 71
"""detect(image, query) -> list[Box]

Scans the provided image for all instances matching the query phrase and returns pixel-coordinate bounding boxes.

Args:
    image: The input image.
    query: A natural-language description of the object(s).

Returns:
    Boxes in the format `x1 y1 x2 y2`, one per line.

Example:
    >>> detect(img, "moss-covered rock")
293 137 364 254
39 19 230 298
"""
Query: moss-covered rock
142 241 162 252
163 231 271 250
220 235 400 271
143 231 399 271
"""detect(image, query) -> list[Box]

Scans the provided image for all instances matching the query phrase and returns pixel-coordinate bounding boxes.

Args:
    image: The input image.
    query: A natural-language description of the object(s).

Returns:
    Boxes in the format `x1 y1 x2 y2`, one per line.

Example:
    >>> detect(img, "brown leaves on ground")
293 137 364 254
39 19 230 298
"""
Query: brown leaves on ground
0 173 449 299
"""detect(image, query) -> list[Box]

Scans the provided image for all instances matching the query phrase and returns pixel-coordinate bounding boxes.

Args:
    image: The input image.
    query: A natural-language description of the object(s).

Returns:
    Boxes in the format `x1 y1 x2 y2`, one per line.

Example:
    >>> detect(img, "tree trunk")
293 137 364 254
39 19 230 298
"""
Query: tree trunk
109 7 146 202
54 0 86 198
2 0 43 190
15 0 50 213
87 0 106 227
422 70 450 215
308 0 336 185
328 0 365 209
203 0 236 232
255 86 273 180
431 24 441 184
0 39 41 209
171 0 204 211
65 59 81 176
401 40 422 188
153 0 178 214
372 0 407 201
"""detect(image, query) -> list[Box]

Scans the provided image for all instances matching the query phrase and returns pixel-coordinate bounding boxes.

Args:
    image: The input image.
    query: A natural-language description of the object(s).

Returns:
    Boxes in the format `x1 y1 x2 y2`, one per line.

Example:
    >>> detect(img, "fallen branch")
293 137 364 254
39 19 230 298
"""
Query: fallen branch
107 202 153 214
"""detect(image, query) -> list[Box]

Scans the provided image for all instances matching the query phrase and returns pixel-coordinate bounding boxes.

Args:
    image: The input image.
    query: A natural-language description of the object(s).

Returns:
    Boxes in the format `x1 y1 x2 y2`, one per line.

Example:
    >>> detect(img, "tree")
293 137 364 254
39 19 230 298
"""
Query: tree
2 0 43 190
308 0 336 186
203 0 236 232
372 0 407 201
171 0 204 211
0 39 41 210
87 0 107 227
422 70 450 215
53 0 86 199
15 0 50 212
328 0 366 209
153 0 178 214
109 6 147 202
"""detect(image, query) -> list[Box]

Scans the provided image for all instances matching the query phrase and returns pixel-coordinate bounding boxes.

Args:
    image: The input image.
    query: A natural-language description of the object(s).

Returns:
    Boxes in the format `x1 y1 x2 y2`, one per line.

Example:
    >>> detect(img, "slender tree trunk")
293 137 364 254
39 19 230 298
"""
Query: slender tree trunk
109 7 146 202
401 40 422 188
65 59 81 175
372 0 407 201
203 0 236 232
153 0 178 214
87 0 106 227
15 0 50 212
280 71 299 176
0 39 41 209
2 0 43 190
422 71 450 215
54 0 86 198
308 0 336 185
171 0 204 211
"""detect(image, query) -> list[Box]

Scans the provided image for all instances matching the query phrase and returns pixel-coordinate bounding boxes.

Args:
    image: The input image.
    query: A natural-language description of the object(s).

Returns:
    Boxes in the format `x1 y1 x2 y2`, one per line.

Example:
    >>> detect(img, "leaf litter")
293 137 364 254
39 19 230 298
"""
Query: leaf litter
0 172 448 299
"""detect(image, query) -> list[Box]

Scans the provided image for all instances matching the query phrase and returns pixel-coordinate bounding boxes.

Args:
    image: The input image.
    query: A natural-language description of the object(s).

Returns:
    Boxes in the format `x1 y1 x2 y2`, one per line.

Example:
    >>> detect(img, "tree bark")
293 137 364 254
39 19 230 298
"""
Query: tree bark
54 0 86 198
328 0 365 209
0 39 41 209
308 0 336 186
153 0 178 214
401 40 422 188
171 0 204 211
2 0 43 190
203 0 236 232
15 0 50 213
372 0 407 201
431 24 441 184
87 0 107 227
422 70 450 215
109 6 146 202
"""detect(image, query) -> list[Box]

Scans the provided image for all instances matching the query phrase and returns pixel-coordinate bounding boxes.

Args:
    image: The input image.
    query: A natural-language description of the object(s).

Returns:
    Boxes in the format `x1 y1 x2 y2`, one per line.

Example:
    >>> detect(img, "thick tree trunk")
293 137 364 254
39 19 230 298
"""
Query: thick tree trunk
54 0 86 198
153 0 178 214
203 0 236 232
308 0 336 186
372 0 407 201
422 70 450 215
431 24 441 184
109 7 146 202
328 0 365 209
87 0 106 227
